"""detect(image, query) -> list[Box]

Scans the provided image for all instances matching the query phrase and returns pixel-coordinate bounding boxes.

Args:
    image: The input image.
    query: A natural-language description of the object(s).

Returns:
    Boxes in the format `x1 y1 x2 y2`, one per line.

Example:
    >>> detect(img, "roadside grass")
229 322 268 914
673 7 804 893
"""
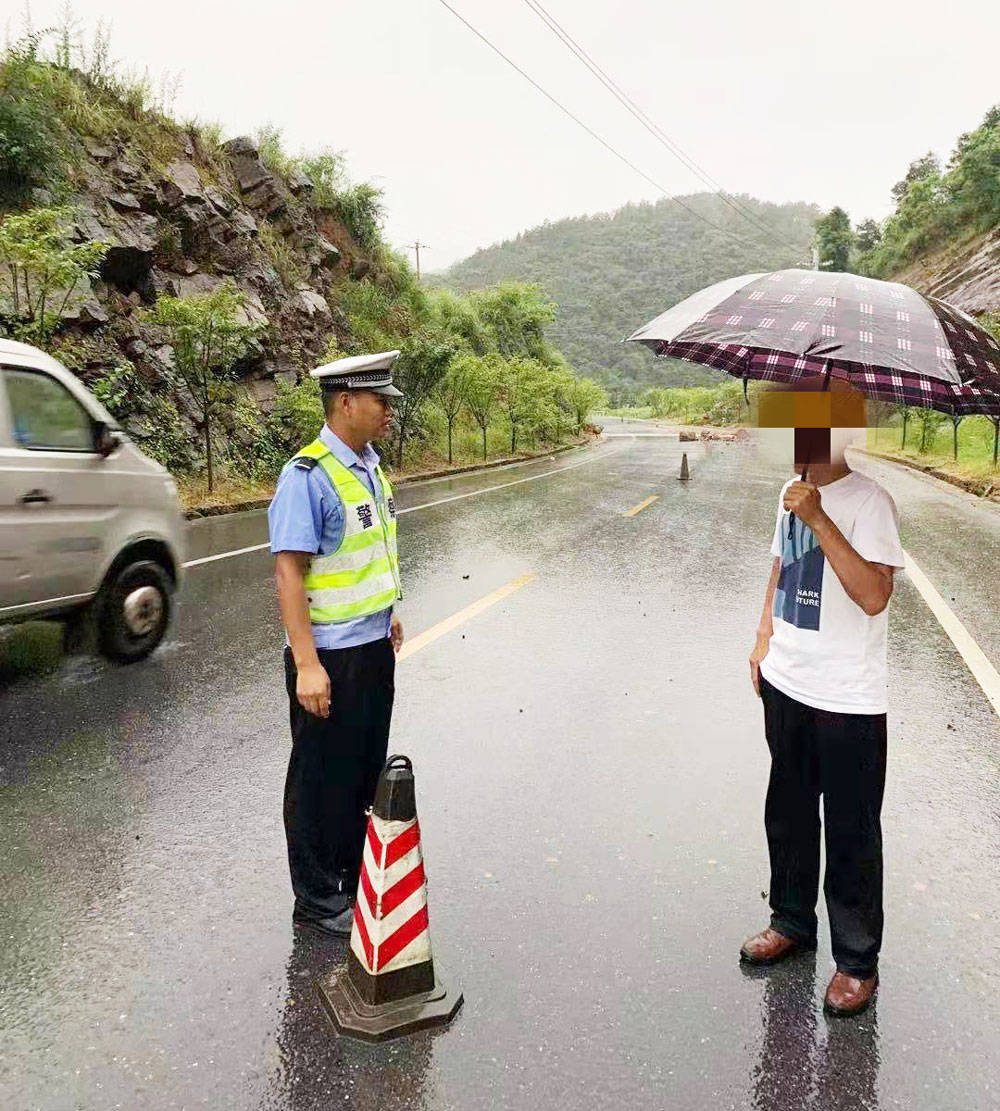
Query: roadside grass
0 621 64 681
867 416 999 485
177 425 590 512
176 474 278 512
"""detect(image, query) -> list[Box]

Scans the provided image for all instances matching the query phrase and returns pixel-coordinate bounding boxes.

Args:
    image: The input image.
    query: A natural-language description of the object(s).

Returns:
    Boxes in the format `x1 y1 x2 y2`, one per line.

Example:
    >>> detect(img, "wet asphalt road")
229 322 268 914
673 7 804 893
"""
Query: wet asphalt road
2 427 999 1111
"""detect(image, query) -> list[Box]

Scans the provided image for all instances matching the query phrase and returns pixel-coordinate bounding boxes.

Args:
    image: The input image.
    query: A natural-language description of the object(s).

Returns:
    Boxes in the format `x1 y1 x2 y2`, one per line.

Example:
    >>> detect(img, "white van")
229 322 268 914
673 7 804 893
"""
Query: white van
0 338 185 663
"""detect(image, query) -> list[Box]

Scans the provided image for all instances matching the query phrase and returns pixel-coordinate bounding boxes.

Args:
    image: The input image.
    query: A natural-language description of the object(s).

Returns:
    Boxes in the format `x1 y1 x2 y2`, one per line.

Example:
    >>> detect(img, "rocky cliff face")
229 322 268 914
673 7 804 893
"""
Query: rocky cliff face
27 125 379 449
892 227 1000 315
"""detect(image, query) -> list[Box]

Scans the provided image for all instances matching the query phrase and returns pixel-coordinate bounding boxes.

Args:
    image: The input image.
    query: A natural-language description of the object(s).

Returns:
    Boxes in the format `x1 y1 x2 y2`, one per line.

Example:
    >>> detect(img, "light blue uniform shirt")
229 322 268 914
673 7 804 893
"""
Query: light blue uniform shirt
268 424 393 649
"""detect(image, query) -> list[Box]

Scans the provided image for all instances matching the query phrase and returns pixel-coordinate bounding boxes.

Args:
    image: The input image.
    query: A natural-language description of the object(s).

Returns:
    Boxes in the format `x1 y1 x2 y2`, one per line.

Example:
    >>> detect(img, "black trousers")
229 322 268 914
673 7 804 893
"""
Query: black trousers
759 674 887 978
283 638 395 919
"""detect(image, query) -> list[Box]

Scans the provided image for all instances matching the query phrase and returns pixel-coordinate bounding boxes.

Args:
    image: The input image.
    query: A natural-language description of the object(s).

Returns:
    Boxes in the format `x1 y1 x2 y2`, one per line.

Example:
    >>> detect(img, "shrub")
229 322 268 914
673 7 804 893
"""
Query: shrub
0 94 62 201
266 378 325 451
337 277 409 353
255 123 297 181
706 380 750 425
0 205 109 344
257 221 309 289
297 148 385 249
226 393 285 481
331 183 384 250
298 149 347 208
90 361 199 473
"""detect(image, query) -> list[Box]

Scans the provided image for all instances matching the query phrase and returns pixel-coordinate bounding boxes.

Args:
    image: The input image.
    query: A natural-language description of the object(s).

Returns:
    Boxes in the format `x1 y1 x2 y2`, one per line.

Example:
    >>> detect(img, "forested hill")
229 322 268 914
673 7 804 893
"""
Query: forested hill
857 105 1000 319
435 194 818 396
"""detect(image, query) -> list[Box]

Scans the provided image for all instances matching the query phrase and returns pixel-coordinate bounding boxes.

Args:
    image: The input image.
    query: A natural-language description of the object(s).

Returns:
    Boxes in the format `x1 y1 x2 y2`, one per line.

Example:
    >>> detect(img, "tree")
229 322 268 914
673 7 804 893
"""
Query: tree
390 328 454 467
464 356 502 461
944 112 1000 230
894 404 912 450
498 357 546 454
425 288 490 356
433 195 818 390
145 281 260 491
978 312 1000 467
564 376 607 432
949 412 964 461
814 207 855 272
468 282 557 362
855 219 882 254
642 386 671 417
891 152 941 203
913 407 947 454
435 355 474 464
0 206 108 343
865 399 895 445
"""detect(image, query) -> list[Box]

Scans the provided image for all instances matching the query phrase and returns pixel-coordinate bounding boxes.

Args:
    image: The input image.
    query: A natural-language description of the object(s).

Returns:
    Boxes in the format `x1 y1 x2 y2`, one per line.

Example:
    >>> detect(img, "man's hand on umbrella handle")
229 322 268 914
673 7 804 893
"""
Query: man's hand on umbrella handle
783 481 824 529
749 632 771 697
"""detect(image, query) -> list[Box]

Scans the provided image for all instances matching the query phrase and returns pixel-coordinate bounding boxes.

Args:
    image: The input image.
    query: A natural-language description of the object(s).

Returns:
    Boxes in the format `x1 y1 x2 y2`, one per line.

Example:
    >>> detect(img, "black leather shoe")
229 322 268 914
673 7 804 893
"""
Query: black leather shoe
293 904 354 939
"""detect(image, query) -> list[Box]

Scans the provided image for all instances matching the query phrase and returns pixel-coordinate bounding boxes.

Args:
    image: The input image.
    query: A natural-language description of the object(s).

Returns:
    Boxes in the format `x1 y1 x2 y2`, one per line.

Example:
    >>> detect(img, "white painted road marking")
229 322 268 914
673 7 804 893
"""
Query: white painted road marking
902 550 1000 719
184 543 270 568
182 445 619 569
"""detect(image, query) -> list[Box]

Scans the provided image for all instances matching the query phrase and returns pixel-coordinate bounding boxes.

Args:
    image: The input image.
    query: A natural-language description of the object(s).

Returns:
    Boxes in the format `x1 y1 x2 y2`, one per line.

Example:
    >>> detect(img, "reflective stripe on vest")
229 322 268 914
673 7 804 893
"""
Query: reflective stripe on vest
294 439 402 624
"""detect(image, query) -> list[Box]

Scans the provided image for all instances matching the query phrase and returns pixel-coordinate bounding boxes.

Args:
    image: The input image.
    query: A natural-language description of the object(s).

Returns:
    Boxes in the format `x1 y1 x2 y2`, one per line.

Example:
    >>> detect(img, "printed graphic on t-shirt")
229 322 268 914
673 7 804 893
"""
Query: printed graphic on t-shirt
774 515 824 631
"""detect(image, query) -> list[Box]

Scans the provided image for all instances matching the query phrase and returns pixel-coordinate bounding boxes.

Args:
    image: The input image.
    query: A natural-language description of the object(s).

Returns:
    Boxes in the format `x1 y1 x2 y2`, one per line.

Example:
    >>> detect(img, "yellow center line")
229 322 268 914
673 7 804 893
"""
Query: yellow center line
396 574 536 663
623 495 659 518
903 551 1000 719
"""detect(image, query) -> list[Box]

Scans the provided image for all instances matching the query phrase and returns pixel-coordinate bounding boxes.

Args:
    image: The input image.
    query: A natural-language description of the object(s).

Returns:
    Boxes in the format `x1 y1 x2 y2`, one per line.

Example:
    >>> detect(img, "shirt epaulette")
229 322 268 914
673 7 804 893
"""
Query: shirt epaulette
293 457 320 471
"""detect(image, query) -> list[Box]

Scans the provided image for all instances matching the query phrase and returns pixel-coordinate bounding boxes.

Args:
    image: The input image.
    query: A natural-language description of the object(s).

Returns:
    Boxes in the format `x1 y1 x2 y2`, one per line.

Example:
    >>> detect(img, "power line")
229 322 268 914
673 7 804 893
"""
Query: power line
433 0 769 252
521 0 801 253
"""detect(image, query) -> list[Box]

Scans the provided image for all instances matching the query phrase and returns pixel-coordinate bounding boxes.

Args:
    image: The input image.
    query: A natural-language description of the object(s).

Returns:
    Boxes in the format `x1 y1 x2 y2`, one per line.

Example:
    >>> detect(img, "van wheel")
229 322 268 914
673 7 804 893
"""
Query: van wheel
96 560 172 663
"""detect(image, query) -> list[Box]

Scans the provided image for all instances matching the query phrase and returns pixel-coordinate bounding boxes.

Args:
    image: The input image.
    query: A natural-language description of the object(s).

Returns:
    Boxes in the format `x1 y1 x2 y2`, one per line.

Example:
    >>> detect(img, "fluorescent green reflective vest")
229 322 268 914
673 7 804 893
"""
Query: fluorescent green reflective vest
294 438 401 625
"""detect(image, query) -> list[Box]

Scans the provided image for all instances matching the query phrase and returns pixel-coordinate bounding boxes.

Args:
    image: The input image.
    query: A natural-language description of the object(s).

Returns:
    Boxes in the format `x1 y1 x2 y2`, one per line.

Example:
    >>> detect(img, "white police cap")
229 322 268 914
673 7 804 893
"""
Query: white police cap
310 350 403 396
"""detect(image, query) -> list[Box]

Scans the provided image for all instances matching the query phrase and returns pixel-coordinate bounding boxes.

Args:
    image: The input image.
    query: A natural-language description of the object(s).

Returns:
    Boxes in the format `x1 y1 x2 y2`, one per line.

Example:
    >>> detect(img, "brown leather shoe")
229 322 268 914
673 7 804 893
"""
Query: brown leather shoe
739 927 809 966
824 971 878 1016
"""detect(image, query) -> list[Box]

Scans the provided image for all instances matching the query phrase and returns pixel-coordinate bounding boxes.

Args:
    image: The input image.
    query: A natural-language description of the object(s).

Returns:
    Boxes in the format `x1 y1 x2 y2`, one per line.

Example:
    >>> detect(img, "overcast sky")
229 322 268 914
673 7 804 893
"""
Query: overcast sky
16 0 1000 270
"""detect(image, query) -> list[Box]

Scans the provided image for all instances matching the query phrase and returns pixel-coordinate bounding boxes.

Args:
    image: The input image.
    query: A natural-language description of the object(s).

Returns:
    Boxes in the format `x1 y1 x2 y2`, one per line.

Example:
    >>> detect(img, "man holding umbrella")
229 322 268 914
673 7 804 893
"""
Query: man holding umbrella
742 379 904 1016
627 267 1000 1015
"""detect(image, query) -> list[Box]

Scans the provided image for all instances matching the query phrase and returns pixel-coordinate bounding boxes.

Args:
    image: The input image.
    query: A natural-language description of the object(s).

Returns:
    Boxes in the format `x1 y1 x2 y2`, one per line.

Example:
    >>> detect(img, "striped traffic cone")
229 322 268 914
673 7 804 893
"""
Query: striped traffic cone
316 755 463 1042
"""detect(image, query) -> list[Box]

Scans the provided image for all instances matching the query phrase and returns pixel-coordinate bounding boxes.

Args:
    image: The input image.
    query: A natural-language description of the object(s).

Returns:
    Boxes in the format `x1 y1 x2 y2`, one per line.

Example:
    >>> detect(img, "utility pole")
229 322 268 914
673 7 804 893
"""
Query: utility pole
406 241 430 280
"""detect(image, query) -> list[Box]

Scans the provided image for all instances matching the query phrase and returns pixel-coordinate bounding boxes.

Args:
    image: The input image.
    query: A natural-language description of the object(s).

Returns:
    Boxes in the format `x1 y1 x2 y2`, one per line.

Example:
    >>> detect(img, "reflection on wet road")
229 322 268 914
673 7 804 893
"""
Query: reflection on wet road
1 431 998 1110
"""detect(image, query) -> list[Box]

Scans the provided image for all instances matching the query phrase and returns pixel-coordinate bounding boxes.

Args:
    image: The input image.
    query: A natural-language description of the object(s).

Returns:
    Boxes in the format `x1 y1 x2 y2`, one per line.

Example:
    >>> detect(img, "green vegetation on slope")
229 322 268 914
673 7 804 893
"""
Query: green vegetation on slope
0 21 606 494
435 195 818 399
810 104 1000 281
861 106 1000 278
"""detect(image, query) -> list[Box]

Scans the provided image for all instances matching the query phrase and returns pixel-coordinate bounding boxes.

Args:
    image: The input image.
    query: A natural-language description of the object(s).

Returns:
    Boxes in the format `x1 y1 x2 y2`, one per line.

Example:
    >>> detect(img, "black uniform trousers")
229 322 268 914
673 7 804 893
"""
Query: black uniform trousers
283 638 395 919
759 673 887 978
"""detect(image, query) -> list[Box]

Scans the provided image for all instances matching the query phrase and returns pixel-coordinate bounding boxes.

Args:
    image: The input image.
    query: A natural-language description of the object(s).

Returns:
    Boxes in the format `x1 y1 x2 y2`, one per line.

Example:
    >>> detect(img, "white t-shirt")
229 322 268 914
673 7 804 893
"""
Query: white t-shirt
760 469 905 715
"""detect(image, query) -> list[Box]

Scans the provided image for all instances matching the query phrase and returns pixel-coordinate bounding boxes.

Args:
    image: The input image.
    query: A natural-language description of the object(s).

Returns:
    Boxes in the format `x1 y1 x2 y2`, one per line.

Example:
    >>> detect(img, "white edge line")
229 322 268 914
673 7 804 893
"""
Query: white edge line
183 543 271 568
903 549 1000 718
396 444 619 515
183 442 621 568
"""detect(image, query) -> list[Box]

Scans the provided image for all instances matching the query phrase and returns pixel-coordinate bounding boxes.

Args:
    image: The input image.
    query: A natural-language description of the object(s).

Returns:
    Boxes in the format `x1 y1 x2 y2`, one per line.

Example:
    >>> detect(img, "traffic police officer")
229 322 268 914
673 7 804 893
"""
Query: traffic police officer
268 351 404 938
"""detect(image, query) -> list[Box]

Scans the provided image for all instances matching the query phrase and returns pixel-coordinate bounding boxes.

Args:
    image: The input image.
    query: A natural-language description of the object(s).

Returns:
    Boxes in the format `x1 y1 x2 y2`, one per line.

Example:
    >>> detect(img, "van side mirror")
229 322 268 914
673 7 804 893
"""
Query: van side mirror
93 420 121 458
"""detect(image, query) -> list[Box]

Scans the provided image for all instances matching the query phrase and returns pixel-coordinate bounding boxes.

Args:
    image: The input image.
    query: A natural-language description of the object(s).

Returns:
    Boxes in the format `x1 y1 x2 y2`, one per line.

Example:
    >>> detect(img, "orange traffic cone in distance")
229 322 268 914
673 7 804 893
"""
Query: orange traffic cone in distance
316 755 463 1042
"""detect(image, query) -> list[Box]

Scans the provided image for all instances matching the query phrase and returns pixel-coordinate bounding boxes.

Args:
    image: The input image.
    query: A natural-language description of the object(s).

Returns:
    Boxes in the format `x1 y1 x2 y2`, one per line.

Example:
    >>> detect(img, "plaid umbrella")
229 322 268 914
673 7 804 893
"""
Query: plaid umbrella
626 269 1000 417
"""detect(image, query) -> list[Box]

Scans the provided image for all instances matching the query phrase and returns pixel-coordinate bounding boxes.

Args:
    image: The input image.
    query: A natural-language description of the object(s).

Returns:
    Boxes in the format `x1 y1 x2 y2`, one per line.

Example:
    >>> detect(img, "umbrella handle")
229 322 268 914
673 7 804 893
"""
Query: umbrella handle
788 462 809 540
